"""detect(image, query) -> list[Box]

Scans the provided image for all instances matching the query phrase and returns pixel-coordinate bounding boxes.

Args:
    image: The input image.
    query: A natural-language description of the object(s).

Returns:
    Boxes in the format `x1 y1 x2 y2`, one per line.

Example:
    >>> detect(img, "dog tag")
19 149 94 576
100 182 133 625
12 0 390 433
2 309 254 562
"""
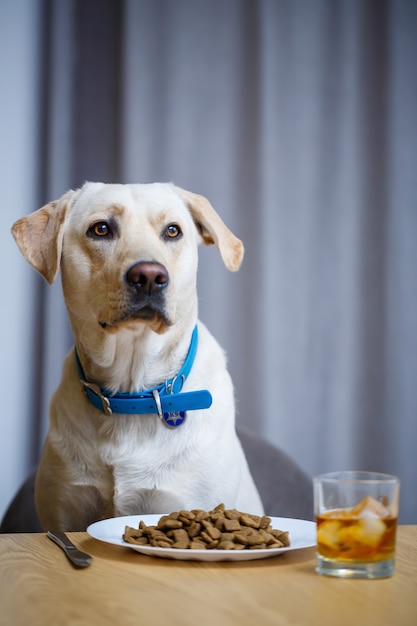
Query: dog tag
163 411 186 428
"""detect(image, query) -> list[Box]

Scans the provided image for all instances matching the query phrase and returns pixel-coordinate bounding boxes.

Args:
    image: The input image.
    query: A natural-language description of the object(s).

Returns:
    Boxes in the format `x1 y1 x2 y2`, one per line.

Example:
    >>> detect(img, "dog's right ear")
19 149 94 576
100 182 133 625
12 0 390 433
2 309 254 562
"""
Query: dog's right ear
11 189 77 284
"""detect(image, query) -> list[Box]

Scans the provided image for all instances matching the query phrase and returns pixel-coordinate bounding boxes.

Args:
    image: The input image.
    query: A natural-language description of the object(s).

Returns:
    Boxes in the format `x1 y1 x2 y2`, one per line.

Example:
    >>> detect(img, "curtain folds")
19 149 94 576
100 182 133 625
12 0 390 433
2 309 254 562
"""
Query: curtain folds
4 0 416 522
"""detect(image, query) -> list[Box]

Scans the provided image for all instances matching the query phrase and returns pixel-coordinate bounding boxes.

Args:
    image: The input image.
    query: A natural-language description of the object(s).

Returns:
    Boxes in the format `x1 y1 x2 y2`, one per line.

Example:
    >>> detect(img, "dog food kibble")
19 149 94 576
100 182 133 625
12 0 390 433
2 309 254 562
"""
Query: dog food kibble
123 503 290 550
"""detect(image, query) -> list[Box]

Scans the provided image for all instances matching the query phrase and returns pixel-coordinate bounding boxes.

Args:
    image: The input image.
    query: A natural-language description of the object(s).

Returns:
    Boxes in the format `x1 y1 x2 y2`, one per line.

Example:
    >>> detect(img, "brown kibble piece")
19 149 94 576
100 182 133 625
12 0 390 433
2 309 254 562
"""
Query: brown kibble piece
270 529 290 546
218 540 237 550
193 510 210 522
240 514 262 529
260 515 272 529
233 532 249 546
155 540 173 548
188 521 202 538
224 508 241 520
201 521 221 540
178 510 196 525
158 518 183 530
224 518 241 532
124 534 149 545
171 529 189 543
245 531 265 545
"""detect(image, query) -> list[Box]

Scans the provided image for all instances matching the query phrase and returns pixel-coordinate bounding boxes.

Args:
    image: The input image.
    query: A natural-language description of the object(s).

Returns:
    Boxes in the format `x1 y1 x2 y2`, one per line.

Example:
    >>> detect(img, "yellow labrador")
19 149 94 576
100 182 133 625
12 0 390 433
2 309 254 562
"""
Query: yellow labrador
12 182 263 531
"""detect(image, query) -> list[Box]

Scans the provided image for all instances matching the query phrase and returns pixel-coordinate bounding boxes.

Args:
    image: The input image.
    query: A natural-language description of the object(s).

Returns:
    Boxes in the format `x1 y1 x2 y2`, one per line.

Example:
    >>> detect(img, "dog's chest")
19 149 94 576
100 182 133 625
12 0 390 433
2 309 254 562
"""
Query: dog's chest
95 424 190 492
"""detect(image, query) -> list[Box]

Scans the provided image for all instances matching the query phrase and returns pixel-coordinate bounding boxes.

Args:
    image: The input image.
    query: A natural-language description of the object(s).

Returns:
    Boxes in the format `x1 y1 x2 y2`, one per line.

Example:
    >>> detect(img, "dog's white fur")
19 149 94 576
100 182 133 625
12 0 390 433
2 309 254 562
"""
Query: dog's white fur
12 182 263 531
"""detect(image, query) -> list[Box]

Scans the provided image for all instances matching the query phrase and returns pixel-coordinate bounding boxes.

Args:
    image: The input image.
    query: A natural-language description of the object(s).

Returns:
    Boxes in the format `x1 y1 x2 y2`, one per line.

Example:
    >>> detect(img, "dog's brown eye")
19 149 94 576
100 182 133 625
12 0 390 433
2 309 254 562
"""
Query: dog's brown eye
88 222 111 238
164 224 182 240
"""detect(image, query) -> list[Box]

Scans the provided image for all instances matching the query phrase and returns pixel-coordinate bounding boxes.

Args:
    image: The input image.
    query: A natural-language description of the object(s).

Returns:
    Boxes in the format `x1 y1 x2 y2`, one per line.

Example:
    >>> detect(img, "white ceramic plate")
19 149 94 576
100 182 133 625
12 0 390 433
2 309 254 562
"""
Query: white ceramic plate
87 515 316 562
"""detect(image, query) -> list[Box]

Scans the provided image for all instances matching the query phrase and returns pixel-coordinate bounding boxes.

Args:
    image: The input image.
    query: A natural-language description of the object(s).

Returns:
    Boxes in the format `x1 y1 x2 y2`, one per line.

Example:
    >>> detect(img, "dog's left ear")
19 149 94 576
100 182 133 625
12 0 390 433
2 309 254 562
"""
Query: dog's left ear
173 186 244 271
11 189 78 284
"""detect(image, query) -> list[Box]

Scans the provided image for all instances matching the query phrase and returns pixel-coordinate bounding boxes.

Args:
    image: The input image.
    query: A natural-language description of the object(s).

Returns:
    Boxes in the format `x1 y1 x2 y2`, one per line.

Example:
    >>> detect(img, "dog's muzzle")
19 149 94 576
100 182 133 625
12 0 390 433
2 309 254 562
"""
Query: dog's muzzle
123 261 170 327
99 261 171 331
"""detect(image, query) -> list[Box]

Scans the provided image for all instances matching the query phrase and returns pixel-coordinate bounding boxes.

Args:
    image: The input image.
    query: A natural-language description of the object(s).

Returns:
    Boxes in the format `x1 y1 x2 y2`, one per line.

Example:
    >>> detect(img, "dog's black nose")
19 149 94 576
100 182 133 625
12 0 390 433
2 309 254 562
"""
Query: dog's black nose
126 262 169 294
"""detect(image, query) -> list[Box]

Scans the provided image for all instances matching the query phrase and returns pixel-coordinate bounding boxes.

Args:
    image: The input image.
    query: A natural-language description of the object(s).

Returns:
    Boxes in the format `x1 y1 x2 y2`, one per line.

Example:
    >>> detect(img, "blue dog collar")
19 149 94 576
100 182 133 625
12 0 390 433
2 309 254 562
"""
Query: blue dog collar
75 325 212 428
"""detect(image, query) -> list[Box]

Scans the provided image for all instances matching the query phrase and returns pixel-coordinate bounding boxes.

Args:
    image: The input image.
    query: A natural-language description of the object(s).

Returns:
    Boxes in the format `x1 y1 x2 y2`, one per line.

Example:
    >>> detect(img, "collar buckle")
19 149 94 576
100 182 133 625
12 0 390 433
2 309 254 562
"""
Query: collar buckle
81 380 113 416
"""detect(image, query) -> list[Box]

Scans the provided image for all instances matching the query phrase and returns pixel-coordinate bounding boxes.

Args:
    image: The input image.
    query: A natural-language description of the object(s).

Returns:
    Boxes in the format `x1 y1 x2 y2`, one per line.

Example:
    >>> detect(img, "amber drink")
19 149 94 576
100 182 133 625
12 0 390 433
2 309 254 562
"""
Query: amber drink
314 472 400 578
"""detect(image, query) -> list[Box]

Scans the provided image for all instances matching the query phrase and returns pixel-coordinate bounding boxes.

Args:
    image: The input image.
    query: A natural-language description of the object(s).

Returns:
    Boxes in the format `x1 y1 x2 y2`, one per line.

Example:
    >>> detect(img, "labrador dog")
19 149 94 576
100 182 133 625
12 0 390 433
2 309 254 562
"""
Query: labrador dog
12 182 263 531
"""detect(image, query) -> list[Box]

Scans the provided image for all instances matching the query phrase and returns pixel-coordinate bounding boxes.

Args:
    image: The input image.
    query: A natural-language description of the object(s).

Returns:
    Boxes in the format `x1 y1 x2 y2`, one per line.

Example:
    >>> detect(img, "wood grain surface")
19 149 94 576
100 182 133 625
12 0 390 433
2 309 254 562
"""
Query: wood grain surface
1 526 416 625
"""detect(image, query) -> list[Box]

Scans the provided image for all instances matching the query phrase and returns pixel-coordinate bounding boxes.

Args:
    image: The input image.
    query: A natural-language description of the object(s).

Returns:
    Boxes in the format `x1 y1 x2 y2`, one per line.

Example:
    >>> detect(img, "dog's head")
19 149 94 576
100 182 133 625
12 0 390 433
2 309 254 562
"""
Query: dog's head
12 182 244 336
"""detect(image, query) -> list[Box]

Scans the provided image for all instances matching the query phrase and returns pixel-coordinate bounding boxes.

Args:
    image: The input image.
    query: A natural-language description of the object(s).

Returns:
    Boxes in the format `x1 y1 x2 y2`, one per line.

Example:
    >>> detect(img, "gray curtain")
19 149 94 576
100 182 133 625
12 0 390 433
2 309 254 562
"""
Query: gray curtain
3 0 416 523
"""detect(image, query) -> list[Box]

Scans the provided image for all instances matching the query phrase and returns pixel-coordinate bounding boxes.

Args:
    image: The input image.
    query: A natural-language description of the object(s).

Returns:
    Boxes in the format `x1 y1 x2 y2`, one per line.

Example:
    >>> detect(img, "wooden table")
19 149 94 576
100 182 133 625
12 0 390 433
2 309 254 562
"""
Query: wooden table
1 526 416 625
